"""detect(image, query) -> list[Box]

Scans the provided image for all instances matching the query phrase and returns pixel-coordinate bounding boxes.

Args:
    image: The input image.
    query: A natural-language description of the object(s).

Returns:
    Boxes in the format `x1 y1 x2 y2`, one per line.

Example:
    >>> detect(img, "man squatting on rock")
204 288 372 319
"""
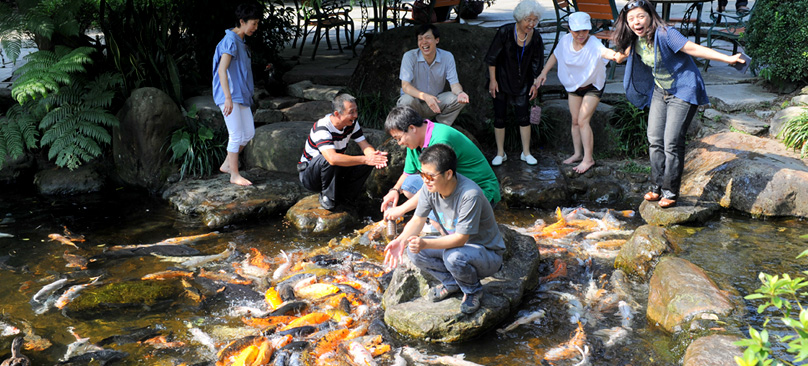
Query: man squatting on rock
380 106 500 232
398 24 469 126
383 144 505 315
298 94 388 210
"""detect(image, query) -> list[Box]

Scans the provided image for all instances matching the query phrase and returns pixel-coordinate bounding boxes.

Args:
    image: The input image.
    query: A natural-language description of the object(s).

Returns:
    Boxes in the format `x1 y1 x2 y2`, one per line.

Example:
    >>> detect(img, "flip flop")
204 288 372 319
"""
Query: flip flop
659 198 677 208
644 192 661 201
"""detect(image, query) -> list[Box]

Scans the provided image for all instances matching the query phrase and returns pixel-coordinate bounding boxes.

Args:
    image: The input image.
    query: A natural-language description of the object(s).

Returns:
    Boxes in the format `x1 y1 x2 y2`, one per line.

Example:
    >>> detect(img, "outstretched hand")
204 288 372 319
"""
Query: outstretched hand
383 238 406 269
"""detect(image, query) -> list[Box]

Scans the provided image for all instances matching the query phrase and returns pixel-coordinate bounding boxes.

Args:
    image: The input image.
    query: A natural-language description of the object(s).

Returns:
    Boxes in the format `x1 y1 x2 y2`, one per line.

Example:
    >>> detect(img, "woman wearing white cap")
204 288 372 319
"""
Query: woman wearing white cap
536 12 625 174
484 0 544 167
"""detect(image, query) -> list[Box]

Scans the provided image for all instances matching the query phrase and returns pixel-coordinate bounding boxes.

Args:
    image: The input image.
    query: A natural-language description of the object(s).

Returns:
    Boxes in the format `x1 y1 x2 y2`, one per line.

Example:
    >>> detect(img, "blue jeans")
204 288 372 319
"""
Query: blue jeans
407 241 503 295
647 86 698 200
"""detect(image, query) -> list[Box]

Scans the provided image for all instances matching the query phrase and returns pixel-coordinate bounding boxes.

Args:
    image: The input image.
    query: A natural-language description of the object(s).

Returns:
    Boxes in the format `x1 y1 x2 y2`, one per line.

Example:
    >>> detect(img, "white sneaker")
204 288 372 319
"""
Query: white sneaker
491 153 507 166
521 152 538 165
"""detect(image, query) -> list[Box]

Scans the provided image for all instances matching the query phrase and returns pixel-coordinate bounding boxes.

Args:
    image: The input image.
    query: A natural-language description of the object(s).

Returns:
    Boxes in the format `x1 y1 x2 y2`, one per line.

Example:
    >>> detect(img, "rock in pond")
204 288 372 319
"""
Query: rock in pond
680 132 808 219
497 152 569 209
638 196 720 226
64 280 184 320
382 225 541 343
683 334 744 366
285 195 356 235
162 168 307 228
34 163 105 195
647 257 734 333
615 225 678 281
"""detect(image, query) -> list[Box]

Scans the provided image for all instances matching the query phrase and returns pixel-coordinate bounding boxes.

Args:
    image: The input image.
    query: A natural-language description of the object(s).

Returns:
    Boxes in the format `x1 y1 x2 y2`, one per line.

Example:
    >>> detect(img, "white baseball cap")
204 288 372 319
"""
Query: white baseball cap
569 12 592 31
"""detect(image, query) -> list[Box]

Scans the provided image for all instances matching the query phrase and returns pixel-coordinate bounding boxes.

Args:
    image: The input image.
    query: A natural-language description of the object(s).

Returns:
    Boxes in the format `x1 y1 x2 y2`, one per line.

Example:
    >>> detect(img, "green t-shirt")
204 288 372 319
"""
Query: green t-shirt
403 123 501 204
636 37 673 90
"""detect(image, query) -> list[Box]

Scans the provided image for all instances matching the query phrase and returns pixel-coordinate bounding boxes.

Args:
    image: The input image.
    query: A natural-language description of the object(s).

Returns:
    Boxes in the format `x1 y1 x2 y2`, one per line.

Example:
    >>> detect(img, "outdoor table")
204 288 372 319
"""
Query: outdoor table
654 0 712 44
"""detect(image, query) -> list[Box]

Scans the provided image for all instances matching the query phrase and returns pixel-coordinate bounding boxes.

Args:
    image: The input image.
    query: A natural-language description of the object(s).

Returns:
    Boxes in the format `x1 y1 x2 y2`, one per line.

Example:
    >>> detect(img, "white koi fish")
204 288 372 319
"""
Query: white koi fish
272 250 291 281
32 278 68 305
348 341 377 366
188 327 217 354
55 277 101 310
0 321 20 337
498 310 546 333
152 245 232 268
61 327 102 361
616 300 634 329
593 326 629 347
400 346 485 366
0 233 13 238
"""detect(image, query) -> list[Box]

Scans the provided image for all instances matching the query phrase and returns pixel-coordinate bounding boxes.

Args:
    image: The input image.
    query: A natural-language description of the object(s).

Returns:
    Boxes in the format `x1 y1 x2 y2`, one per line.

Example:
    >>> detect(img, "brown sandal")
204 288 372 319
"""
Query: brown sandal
644 192 661 201
659 198 677 208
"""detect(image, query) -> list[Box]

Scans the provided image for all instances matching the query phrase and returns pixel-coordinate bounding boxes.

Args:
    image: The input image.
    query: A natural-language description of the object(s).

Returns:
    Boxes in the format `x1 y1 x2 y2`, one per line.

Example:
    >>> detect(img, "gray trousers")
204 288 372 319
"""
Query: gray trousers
397 92 466 126
407 242 502 295
647 86 698 200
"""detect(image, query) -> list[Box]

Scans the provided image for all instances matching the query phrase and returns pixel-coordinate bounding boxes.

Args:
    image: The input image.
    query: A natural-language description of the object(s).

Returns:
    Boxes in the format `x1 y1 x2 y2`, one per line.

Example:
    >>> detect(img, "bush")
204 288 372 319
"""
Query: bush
744 0 808 85
609 98 649 159
777 112 808 158
167 105 228 181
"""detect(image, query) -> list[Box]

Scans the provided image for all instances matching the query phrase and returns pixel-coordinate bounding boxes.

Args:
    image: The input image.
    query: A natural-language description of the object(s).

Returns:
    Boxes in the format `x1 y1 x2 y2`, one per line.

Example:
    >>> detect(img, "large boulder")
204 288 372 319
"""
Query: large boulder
347 24 497 134
540 99 618 156
114 87 185 192
33 164 105 195
285 194 356 234
183 95 224 131
646 257 735 333
614 225 677 281
680 132 808 219
0 153 35 184
161 168 307 228
497 152 570 209
382 225 541 343
683 334 744 366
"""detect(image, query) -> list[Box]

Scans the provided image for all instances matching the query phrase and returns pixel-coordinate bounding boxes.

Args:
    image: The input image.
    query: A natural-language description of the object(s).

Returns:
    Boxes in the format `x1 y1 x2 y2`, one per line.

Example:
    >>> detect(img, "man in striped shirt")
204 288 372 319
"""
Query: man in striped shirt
298 94 388 210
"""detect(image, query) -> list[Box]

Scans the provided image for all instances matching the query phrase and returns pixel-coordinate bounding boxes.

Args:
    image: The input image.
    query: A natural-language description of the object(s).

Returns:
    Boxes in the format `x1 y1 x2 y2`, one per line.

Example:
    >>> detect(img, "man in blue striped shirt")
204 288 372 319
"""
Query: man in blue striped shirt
298 94 388 210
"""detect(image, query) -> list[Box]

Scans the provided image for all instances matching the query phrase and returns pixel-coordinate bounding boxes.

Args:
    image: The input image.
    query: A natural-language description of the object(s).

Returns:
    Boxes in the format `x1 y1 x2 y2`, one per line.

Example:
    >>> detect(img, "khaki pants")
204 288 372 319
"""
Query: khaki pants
396 92 466 126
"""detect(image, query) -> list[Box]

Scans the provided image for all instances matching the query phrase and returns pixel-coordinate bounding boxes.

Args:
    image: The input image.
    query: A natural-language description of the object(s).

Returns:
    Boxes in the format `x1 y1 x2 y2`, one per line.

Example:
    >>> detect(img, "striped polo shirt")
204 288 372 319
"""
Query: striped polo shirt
299 114 366 164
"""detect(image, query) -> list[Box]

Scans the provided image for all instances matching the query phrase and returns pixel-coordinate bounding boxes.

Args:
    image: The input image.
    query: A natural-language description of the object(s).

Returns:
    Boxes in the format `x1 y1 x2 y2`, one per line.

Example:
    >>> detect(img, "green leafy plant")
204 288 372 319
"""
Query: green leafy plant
776 112 808 158
353 90 392 131
744 0 808 84
619 160 651 174
168 105 227 181
609 98 649 159
0 46 121 170
735 254 808 366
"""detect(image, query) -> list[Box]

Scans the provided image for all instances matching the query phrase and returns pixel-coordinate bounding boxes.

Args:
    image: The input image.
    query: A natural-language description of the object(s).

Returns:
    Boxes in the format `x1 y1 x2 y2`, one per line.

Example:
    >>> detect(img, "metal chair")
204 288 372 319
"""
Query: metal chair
549 0 576 55
703 1 754 71
296 0 356 60
574 0 619 79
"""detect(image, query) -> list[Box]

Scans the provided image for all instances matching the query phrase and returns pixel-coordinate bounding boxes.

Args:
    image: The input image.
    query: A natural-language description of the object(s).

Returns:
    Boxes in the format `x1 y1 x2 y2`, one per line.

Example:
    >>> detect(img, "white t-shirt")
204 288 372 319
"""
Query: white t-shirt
553 34 609 92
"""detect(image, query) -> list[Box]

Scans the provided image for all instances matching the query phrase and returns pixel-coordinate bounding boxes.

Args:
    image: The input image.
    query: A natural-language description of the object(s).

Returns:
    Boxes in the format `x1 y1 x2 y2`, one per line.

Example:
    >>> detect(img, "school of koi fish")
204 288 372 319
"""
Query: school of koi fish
1 206 642 366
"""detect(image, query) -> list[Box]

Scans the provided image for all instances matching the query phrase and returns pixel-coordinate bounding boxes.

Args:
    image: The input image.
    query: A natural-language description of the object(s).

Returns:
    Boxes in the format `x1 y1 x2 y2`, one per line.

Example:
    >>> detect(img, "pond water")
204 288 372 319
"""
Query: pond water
0 183 805 365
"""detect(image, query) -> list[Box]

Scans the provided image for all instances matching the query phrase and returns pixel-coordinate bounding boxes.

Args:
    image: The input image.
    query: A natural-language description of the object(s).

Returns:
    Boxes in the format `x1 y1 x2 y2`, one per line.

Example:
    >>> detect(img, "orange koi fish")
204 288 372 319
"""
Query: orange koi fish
265 288 283 310
248 248 272 270
62 226 86 242
55 276 101 309
543 322 587 362
312 328 351 357
198 269 252 285
141 269 194 281
539 259 567 283
295 283 340 300
217 336 264 366
49 234 79 249
241 316 296 329
156 232 219 246
595 239 627 250
280 312 330 331
63 251 89 270
142 335 186 349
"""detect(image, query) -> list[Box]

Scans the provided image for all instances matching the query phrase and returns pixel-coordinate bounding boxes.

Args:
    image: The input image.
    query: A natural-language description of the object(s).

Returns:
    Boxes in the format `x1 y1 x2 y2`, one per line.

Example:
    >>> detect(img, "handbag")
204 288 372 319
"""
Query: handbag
530 105 542 125
411 0 438 24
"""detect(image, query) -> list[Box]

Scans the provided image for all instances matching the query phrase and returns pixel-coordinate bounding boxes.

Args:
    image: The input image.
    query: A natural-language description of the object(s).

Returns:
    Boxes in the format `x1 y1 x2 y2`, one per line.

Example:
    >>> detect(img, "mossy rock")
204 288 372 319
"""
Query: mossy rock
64 280 184 319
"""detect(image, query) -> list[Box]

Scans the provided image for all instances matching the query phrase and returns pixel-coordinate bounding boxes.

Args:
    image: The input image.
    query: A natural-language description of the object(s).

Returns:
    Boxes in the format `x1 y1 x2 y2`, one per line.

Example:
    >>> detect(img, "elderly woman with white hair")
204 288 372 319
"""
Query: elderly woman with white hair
484 0 544 166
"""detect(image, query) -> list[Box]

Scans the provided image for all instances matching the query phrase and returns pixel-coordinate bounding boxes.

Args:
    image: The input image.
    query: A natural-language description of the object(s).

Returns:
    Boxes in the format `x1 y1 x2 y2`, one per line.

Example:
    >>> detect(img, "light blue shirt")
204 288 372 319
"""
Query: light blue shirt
212 29 254 107
399 48 459 96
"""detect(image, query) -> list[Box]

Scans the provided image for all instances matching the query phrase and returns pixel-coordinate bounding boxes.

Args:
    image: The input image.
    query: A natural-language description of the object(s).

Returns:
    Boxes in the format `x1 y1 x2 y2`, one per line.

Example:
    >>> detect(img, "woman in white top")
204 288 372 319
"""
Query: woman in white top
536 12 624 174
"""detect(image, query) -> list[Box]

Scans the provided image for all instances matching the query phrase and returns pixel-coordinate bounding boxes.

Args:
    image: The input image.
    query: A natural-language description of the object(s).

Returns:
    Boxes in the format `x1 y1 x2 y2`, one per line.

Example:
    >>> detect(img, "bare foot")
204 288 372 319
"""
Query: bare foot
220 162 230 174
230 174 252 186
562 155 582 165
573 160 595 174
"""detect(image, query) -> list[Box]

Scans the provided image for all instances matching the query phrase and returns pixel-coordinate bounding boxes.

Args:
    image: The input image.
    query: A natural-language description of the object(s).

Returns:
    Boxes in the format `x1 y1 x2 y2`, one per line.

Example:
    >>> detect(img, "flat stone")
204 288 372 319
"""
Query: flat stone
286 80 314 99
706 84 778 112
683 334 744 366
680 132 808 218
647 257 734 333
615 225 677 280
383 225 541 343
639 196 720 226
285 194 355 234
702 108 722 122
754 110 775 120
253 109 284 125
161 168 306 228
281 101 332 122
264 96 301 110
286 80 342 102
497 152 570 209
770 106 807 138
726 113 768 135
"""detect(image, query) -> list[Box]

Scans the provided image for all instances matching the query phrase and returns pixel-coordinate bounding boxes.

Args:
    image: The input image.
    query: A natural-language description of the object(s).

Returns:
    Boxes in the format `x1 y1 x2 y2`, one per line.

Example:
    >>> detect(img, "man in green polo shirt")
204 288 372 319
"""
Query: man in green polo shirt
381 106 500 221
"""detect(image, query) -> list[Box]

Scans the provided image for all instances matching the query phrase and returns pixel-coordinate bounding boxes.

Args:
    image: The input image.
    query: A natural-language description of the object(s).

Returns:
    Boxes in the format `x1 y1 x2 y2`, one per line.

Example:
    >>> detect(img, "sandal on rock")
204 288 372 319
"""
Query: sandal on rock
659 198 677 208
644 192 661 201
426 284 460 302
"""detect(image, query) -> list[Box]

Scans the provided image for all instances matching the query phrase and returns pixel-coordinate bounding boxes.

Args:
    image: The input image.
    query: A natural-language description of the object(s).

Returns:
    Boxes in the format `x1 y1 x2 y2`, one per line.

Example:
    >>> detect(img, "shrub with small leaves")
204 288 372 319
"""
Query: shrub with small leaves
744 0 808 84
